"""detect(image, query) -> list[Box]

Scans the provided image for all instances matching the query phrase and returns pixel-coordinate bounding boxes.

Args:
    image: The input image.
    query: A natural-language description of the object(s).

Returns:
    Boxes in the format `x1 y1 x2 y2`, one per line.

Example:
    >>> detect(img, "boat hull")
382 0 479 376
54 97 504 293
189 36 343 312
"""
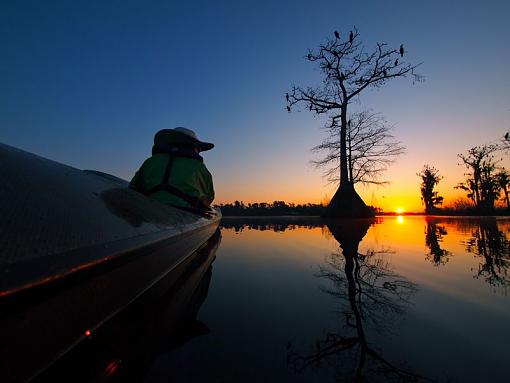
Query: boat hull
38 229 222 382
0 143 221 382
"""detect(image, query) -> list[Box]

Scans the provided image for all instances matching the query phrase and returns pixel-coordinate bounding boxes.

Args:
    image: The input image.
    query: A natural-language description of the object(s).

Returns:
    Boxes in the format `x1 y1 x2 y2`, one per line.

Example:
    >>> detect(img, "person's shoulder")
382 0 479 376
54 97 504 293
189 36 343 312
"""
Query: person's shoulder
182 157 211 174
197 161 212 177
137 154 169 171
145 153 170 163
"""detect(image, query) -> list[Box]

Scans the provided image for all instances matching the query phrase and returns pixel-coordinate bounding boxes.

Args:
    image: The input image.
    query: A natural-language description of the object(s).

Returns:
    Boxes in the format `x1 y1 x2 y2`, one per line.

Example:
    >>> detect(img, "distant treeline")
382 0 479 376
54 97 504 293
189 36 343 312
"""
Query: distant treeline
215 200 380 216
216 201 324 216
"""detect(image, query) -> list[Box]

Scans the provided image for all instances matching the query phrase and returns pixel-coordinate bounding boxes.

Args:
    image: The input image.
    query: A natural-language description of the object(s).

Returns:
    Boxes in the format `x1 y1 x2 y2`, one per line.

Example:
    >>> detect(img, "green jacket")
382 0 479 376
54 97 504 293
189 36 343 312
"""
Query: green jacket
129 153 214 208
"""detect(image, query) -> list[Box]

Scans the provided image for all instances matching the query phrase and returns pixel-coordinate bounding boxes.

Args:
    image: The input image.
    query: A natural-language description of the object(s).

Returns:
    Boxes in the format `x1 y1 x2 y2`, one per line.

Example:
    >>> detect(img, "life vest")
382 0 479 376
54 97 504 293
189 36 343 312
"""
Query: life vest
143 155 201 208
129 147 214 211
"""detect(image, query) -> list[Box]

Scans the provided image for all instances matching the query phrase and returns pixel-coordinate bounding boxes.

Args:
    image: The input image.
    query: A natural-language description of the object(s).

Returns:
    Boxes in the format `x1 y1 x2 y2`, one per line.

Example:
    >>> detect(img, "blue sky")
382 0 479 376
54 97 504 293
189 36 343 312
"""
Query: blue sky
1 0 509 209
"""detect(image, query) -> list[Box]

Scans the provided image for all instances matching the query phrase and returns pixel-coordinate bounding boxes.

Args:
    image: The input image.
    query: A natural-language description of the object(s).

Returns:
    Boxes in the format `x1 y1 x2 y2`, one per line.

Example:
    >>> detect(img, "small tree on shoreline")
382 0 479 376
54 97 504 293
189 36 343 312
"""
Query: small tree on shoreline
456 145 500 212
418 165 443 214
496 170 510 209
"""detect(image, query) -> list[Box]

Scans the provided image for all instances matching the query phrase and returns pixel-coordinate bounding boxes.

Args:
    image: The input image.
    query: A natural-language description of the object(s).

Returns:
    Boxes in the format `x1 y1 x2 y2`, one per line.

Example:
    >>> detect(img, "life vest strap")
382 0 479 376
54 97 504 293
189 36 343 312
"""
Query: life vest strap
144 156 201 208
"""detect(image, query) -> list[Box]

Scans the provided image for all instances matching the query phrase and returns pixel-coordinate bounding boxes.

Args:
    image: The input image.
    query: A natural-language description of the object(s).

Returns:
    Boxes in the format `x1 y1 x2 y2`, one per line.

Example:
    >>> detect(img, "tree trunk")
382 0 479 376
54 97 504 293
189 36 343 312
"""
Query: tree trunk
325 104 374 218
425 199 432 214
339 105 349 188
324 183 375 218
348 132 353 184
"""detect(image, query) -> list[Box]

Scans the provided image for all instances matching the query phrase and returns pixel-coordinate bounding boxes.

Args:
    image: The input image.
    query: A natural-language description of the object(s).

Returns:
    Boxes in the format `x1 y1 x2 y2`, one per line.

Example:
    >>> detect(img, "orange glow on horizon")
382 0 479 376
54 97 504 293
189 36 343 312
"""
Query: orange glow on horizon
214 139 510 213
214 161 497 213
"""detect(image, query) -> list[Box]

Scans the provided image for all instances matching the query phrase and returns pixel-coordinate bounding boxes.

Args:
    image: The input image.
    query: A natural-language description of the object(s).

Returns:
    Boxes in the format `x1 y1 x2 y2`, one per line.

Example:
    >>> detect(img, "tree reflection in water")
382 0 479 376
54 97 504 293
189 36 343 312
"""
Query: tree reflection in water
220 217 324 233
464 218 510 290
424 218 452 266
288 219 426 382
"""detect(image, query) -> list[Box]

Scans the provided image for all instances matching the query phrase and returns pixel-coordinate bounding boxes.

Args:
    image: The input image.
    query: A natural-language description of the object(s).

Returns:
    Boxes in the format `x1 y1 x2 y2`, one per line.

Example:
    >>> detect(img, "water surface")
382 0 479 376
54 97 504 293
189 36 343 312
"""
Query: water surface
146 216 510 382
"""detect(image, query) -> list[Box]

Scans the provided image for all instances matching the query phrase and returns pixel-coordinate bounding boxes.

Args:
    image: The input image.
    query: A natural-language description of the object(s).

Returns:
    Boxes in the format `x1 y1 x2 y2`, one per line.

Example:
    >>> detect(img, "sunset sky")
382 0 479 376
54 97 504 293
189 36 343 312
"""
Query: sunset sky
1 0 509 212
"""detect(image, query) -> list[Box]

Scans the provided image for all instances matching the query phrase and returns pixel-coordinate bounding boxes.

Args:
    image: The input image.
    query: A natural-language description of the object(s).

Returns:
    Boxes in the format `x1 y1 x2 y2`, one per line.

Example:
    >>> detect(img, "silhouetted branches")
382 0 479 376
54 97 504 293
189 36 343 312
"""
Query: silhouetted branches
287 221 424 381
313 110 405 185
418 165 443 214
502 132 510 150
464 219 510 290
287 27 421 190
496 170 510 209
425 221 451 266
456 145 501 213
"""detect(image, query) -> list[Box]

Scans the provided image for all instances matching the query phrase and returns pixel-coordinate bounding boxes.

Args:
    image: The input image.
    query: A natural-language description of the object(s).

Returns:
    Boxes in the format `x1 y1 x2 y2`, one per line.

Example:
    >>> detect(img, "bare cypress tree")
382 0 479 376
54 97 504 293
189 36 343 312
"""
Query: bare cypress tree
287 28 421 217
312 110 405 186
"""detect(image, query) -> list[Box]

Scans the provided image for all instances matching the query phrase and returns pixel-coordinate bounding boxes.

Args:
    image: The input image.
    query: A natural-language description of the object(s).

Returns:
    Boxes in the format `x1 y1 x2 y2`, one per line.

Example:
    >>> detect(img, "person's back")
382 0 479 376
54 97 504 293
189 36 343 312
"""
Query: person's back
130 128 215 210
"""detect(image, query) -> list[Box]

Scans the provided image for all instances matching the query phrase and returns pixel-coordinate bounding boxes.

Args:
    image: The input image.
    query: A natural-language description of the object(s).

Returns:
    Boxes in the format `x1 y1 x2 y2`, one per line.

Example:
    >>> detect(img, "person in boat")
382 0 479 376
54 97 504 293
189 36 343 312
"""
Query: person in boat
129 127 215 211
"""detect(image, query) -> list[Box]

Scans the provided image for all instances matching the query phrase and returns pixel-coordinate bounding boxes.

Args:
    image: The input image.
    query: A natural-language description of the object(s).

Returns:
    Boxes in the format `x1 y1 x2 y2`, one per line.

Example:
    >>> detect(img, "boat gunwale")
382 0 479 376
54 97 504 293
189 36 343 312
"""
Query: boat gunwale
25 225 221 382
0 213 221 304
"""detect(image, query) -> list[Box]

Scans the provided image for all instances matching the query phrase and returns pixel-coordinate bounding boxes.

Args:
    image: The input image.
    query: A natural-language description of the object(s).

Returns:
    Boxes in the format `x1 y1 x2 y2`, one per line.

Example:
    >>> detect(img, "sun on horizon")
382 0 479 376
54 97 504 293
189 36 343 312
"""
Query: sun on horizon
396 207 404 214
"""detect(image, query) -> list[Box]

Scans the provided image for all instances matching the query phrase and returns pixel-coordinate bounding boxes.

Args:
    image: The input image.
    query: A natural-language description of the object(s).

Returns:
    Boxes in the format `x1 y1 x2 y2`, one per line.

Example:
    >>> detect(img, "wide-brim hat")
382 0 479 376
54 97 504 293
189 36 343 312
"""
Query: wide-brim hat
154 127 214 151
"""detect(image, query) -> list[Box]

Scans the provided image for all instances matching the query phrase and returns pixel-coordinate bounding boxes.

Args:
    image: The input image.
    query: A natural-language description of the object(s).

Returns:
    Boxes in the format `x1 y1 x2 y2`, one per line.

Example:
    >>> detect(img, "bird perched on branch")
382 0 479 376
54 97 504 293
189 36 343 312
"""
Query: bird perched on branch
334 30 340 39
349 30 353 43
399 44 404 57
307 53 312 60
383 70 387 77
394 58 399 66
286 93 289 102
286 106 291 112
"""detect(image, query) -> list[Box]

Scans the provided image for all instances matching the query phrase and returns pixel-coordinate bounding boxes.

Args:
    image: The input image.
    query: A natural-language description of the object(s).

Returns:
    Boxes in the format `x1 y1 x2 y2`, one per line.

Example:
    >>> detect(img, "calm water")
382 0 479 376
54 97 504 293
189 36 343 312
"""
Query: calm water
146 216 510 383
43 216 510 382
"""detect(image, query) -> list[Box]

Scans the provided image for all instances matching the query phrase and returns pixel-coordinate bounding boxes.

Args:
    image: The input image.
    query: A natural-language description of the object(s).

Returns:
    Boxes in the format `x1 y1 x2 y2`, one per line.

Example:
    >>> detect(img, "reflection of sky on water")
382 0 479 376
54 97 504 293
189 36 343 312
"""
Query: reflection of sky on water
148 217 510 382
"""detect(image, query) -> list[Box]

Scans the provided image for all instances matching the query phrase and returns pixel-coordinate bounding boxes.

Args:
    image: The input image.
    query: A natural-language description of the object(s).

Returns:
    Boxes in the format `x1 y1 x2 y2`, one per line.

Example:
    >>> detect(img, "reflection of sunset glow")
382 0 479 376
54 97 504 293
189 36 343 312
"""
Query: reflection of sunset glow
397 215 404 224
